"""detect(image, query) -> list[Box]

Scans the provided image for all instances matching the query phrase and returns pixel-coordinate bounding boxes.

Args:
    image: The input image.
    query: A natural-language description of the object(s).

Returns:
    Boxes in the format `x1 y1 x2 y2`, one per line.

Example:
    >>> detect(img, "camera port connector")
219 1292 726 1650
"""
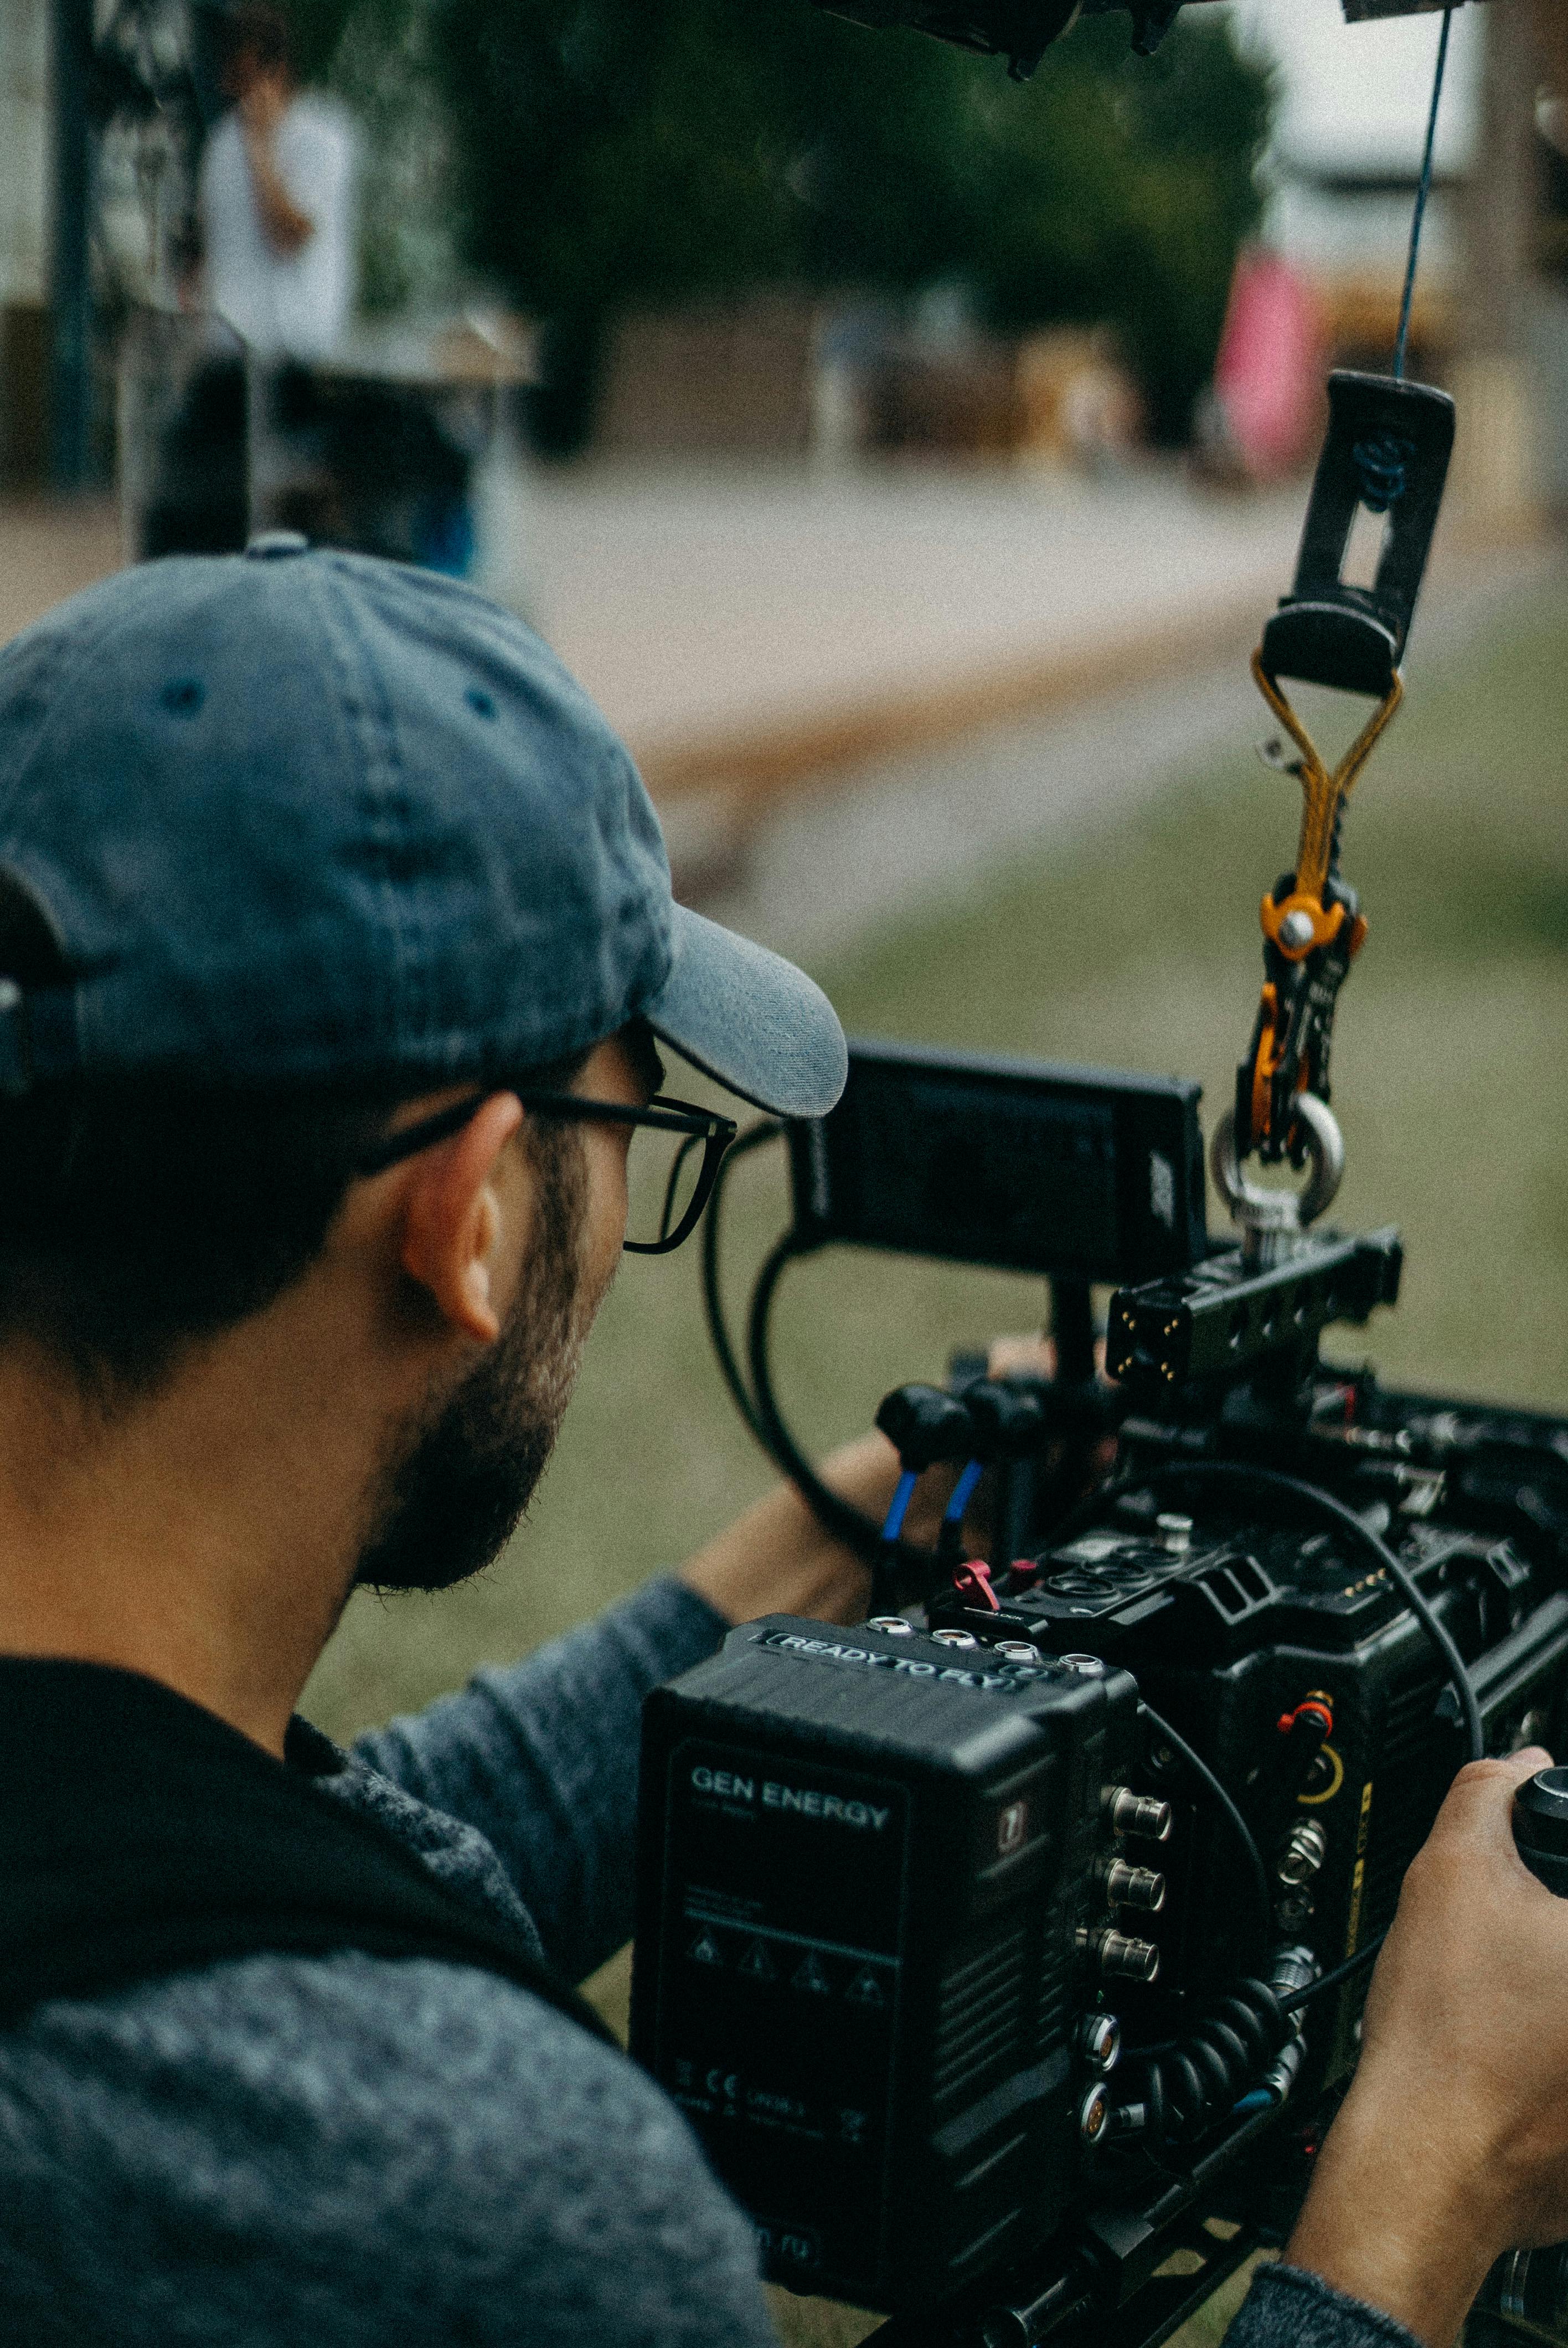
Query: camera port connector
1077 2083 1111 2145
1277 1818 1328 1886
1080 2013 1122 2072
1077 1925 1160 1984
1102 1786 1173 1842
1097 1858 1166 1913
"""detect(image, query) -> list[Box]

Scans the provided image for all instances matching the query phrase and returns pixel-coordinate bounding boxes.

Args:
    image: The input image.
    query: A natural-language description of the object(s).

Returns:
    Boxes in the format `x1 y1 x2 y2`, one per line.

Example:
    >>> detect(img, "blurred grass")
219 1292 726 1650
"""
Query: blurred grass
300 569 1568 2345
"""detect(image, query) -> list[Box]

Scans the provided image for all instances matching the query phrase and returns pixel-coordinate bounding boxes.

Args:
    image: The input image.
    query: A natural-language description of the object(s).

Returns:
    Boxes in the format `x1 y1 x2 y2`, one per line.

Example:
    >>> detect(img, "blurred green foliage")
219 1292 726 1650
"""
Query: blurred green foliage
286 0 1270 442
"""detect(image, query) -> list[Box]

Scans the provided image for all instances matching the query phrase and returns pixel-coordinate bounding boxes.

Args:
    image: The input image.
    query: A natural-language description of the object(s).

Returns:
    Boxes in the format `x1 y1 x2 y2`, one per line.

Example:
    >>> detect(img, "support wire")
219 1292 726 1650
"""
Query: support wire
1393 5 1455 381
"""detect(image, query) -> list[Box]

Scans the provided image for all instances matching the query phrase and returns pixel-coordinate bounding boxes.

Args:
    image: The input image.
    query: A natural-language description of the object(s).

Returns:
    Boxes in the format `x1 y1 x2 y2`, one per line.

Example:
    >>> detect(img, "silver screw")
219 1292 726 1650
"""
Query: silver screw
1280 908 1316 952
867 1616 914 1634
931 1629 979 1649
995 1640 1042 1663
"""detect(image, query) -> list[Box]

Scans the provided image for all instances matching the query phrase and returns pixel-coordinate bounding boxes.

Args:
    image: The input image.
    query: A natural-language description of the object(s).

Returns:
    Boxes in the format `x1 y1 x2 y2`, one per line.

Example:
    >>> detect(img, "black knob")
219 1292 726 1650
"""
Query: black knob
874 1384 974 1472
1513 1768 1568 1897
962 1379 1047 1461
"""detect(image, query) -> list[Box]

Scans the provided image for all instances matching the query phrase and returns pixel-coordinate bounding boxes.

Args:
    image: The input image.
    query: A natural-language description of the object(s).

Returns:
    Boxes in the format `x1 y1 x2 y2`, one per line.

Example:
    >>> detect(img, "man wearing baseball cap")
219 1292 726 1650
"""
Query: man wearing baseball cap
1 539 1567 2348
0 534 872 2343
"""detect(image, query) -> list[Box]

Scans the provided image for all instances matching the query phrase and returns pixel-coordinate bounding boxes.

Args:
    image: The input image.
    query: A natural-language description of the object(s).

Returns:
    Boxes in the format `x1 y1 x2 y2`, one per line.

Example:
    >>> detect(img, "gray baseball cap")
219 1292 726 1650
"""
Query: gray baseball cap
0 538 847 1116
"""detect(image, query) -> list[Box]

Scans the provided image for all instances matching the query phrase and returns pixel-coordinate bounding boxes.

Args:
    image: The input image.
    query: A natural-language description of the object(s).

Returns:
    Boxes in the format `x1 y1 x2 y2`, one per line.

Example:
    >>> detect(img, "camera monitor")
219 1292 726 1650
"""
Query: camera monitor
787 1038 1207 1285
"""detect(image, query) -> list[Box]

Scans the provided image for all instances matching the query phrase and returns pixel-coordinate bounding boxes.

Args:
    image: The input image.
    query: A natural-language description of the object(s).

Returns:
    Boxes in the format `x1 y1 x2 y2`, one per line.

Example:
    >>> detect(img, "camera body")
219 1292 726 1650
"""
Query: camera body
633 1382 1568 2325
1007 1394 1568 2042
633 1042 1568 2343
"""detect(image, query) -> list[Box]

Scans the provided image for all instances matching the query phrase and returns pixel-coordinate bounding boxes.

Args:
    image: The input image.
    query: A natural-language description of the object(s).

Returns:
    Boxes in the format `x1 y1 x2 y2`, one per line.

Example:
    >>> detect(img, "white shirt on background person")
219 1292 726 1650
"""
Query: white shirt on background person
199 94 358 361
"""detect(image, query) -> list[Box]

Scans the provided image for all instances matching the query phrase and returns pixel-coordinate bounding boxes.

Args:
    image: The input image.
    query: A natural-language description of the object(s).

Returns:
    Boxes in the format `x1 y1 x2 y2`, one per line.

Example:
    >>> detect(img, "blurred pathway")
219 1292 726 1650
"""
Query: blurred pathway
3 464 1302 800
2 469 1541 929
514 464 1307 803
693 545 1561 962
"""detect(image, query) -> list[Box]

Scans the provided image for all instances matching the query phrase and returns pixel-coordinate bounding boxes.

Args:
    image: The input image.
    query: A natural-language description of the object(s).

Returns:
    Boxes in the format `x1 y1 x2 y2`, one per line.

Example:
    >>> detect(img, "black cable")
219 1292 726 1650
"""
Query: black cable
1282 1934 1385 2014
1131 1461 1484 1764
1138 1700 1273 1964
1393 5 1454 383
747 1234 893 1562
746 1232 938 1574
699 1118 783 1446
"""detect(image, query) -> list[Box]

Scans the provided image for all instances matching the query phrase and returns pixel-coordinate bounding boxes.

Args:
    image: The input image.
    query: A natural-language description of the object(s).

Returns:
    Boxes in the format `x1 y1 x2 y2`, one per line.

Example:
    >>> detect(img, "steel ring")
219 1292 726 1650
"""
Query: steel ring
1210 1095 1345 1232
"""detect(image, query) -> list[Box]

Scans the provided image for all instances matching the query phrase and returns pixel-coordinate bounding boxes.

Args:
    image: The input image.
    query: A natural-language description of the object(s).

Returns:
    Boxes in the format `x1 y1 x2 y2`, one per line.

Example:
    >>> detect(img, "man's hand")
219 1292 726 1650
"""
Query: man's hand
236 70 316 256
237 72 289 143
1286 1747 1568 2347
677 1428 918 1629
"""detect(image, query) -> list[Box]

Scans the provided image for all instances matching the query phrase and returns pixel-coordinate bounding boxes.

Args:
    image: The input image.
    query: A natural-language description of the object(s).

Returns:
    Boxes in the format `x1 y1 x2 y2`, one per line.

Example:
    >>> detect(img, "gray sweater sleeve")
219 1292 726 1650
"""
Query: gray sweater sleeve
353 1575 729 1984
1226 2264 1426 2348
2 1948 778 2348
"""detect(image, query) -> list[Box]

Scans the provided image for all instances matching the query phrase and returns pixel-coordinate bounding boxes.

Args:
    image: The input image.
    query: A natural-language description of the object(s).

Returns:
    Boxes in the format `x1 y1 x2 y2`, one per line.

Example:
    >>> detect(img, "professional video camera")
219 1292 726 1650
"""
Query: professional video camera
629 337 1568 2345
635 1029 1568 2344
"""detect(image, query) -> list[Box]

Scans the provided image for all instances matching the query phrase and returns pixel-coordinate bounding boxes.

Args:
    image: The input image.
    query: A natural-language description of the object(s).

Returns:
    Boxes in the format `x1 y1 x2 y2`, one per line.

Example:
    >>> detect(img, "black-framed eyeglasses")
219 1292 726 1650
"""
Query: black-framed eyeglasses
357 1091 739 1255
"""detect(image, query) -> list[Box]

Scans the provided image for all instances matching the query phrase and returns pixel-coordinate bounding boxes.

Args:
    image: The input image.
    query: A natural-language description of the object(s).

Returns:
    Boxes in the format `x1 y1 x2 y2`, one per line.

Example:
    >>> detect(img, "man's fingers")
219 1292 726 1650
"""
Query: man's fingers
987 1333 1054 1379
1427 1748 1553 1855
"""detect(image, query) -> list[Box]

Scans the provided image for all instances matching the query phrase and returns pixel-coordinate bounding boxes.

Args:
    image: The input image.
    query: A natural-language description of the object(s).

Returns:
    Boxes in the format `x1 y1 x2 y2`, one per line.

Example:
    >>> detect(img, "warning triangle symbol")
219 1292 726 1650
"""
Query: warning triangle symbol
846 1968 886 2008
739 1939 777 1982
792 1950 832 1996
688 1931 724 1967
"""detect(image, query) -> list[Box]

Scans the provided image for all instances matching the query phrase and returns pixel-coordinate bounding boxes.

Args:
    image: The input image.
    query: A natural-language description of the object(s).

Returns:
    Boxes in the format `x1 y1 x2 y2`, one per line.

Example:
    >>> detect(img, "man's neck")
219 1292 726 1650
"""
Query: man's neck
0 1315 381 1758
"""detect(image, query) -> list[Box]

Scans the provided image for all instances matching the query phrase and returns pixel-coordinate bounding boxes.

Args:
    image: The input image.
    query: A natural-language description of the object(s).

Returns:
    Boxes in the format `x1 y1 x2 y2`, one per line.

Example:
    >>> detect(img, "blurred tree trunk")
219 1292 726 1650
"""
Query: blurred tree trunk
1461 0 1540 353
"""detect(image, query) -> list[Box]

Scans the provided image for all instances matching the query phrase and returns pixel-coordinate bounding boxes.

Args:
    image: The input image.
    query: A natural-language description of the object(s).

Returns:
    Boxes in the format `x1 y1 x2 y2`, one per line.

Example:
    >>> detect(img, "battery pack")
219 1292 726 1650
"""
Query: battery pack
631 1618 1143 2313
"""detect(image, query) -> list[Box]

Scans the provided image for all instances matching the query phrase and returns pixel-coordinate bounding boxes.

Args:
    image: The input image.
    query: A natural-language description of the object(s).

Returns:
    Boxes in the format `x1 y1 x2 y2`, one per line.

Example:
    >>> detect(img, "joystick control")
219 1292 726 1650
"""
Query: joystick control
1512 1767 1568 1896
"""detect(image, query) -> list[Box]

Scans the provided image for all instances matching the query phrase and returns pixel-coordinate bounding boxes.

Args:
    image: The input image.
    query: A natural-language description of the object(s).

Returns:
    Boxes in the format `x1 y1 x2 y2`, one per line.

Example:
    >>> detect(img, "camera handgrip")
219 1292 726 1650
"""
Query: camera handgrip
1513 1770 1568 1898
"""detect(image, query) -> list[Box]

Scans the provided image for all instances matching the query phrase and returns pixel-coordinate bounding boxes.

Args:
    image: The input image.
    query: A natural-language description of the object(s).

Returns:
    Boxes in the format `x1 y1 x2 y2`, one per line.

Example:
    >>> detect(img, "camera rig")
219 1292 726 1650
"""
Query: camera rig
630 314 1568 2347
635 1022 1568 2344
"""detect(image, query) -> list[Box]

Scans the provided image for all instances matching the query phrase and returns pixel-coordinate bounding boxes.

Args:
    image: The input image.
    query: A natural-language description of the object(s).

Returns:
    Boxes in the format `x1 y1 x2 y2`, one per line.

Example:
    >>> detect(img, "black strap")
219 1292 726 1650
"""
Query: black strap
0 1657 615 2045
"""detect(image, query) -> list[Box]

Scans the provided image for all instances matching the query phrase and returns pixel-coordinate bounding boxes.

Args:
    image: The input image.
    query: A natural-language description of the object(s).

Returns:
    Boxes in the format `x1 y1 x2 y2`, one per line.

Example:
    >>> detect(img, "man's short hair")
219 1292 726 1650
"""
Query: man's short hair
0 1067 586 1408
0 1067 585 1407
219 1 293 76
0 868 586 1403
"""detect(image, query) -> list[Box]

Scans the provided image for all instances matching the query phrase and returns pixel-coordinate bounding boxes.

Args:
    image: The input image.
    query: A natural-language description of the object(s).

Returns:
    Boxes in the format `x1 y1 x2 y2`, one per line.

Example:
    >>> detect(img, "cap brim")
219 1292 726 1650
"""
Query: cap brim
641 905 847 1119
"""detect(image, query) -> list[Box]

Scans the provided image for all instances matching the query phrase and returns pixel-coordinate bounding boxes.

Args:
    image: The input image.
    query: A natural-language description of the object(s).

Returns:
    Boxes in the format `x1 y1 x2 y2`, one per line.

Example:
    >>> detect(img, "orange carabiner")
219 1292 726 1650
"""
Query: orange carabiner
1251 650 1402 958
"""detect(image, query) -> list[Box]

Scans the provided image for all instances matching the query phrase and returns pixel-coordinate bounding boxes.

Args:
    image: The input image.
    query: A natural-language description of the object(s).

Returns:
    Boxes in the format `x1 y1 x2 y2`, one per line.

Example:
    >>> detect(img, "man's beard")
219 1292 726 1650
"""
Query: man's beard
354 1126 592 1595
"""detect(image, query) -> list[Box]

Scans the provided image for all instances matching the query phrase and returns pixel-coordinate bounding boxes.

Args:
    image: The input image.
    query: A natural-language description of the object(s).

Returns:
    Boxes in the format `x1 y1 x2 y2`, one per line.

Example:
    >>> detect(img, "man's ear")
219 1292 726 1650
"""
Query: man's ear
397 1095 526 1343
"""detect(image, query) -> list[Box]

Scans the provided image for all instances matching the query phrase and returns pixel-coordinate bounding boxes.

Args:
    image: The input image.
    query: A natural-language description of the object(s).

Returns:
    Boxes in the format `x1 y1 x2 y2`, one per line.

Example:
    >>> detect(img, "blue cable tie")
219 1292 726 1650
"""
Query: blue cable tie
945 1459 986 1526
1352 432 1414 513
883 1470 919 1544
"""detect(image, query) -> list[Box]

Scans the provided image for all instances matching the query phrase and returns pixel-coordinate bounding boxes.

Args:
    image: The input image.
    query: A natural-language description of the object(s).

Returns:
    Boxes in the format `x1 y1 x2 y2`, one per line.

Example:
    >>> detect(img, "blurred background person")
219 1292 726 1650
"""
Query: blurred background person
132 2 362 560
198 1 358 364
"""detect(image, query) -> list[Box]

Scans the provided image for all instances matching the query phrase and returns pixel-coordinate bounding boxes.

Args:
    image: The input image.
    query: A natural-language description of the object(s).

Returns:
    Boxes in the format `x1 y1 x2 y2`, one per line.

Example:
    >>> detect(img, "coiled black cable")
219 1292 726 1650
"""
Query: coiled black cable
1123 1975 1291 2144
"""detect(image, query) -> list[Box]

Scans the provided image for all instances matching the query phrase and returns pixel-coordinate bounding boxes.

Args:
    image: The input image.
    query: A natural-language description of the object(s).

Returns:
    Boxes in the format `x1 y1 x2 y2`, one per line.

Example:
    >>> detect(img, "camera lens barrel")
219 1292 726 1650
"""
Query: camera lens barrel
1512 1768 1568 1897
